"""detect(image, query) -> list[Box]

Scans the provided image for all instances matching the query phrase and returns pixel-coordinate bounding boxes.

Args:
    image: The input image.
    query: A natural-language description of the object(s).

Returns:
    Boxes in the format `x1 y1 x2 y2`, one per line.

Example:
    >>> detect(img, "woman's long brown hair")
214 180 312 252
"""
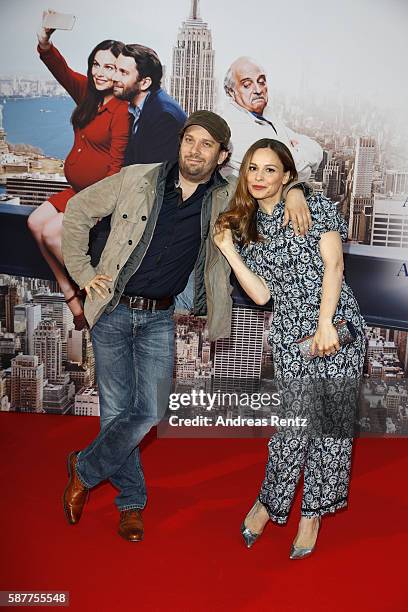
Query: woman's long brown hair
216 138 298 246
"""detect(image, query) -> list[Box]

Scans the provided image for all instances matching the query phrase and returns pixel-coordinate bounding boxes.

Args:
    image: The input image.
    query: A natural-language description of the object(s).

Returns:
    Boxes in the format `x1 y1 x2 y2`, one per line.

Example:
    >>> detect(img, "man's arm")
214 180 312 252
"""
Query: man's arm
282 185 312 236
279 124 323 234
62 172 124 289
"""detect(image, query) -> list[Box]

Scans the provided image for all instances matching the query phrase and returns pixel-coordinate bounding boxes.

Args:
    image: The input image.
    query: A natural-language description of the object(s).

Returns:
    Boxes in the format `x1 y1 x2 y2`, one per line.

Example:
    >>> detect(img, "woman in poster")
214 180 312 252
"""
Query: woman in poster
28 12 129 329
214 138 366 559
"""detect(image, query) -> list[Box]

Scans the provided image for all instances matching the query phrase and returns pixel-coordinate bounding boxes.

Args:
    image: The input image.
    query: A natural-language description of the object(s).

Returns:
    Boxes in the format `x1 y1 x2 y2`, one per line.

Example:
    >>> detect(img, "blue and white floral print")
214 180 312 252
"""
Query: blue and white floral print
238 194 366 523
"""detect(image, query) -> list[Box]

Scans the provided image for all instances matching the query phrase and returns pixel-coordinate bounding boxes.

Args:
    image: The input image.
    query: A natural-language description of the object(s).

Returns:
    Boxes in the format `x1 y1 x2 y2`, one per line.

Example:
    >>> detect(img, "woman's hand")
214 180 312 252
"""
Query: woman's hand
310 322 340 358
213 225 270 305
37 10 56 50
84 274 113 302
213 226 235 254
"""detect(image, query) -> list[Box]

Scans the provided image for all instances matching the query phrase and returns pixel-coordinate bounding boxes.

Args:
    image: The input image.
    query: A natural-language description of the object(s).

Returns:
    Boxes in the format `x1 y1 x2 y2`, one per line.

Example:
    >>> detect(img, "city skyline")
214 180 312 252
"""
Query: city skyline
0 278 96 415
0 0 407 116
1 271 407 438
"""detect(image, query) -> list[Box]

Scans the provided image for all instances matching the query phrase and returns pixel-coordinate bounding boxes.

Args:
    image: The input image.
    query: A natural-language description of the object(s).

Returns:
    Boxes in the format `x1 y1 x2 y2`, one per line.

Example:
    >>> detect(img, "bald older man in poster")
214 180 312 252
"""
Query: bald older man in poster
222 56 322 181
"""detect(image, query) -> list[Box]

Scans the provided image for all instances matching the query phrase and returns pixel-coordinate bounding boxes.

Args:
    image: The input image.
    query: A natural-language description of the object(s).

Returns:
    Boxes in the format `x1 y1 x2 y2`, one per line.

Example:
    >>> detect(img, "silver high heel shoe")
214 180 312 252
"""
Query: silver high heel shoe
240 522 261 548
240 500 269 548
289 516 321 560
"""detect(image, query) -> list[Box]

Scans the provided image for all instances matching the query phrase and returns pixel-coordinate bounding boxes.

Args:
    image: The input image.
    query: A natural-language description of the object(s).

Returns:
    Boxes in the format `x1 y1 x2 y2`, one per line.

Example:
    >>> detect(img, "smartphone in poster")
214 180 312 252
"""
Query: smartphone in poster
42 10 76 31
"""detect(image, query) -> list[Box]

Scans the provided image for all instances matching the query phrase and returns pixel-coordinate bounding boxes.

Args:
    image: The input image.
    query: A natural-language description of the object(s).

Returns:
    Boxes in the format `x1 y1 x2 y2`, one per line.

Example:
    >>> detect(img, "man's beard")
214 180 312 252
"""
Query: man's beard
179 156 212 182
113 80 141 102
179 157 204 182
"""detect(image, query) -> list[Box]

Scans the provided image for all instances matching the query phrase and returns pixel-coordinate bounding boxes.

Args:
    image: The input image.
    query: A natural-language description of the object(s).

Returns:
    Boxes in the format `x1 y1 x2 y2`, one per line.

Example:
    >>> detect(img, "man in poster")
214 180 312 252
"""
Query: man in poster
113 43 186 165
89 43 187 265
222 56 322 180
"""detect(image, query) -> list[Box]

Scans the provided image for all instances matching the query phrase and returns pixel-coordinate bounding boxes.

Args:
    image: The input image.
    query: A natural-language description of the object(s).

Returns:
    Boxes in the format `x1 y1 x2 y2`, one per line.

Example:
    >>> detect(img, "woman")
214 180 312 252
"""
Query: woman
28 13 129 329
214 138 366 559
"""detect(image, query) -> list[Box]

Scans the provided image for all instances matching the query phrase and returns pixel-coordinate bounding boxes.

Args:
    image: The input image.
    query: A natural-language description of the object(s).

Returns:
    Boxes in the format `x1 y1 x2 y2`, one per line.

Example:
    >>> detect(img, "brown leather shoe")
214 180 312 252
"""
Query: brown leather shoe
118 510 144 542
63 451 89 525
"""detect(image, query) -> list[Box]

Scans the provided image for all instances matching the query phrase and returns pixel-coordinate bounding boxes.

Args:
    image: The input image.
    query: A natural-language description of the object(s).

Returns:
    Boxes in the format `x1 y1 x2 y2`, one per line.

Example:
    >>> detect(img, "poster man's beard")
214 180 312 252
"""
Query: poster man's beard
113 82 142 102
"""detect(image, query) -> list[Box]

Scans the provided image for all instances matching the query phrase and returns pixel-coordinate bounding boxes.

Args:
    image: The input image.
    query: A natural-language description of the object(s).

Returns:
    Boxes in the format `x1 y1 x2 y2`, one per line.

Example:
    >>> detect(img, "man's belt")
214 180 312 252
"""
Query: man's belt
119 294 174 311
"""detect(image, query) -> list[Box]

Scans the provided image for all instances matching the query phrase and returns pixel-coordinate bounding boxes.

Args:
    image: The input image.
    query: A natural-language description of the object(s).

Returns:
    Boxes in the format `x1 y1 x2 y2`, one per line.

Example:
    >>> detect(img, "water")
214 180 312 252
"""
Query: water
2 97 75 160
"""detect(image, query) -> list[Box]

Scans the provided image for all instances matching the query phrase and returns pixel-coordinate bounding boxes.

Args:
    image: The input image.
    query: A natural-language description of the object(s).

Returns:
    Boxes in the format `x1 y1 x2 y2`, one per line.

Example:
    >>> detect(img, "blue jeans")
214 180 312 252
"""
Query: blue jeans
76 303 175 511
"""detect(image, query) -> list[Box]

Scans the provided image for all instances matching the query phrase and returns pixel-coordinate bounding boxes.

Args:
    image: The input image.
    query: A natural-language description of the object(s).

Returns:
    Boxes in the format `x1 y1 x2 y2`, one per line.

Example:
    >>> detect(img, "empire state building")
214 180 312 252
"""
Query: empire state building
170 0 216 114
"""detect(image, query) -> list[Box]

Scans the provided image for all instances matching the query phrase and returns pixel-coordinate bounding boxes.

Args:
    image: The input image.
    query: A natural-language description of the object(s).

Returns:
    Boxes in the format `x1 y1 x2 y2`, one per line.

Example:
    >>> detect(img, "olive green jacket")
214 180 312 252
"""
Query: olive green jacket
62 162 237 341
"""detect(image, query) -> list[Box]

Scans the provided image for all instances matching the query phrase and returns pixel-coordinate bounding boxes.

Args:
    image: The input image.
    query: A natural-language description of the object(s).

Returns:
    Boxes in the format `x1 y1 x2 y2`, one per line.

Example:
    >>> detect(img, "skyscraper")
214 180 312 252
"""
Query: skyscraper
67 328 95 385
353 137 376 198
323 161 341 200
0 368 9 411
5 174 68 206
385 170 408 196
396 331 408 372
82 329 95 385
0 332 20 369
67 329 83 363
370 195 408 248
74 387 100 417
315 149 331 182
349 137 376 242
64 362 92 392
0 285 8 330
33 319 62 383
170 0 216 114
6 285 20 332
43 381 73 414
33 291 73 361
214 306 265 384
11 354 44 412
14 303 42 354
0 284 21 332
201 342 211 364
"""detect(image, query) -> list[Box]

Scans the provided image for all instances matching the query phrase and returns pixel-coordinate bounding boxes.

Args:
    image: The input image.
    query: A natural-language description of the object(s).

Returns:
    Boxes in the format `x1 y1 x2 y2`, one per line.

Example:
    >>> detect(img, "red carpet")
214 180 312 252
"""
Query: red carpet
1 413 407 612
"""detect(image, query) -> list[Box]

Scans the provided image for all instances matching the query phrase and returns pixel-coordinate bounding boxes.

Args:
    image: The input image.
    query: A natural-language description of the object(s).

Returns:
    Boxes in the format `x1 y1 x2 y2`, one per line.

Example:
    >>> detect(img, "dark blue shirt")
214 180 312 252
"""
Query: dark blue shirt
124 163 214 299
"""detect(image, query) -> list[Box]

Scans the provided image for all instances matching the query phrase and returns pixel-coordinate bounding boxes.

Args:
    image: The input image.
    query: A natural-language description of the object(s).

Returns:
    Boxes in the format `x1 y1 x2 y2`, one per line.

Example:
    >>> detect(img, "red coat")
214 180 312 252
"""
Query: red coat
38 44 130 212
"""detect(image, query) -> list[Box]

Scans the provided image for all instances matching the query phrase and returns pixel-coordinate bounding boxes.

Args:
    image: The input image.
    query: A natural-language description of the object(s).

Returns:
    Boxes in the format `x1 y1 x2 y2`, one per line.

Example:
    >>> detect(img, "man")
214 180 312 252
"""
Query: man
89 43 187 265
114 44 187 165
61 111 309 542
222 56 322 182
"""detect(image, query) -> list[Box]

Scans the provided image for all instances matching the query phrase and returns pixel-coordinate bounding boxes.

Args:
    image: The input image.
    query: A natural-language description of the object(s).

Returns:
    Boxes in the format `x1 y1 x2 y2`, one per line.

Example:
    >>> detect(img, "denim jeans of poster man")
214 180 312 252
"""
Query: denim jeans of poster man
75 302 175 511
